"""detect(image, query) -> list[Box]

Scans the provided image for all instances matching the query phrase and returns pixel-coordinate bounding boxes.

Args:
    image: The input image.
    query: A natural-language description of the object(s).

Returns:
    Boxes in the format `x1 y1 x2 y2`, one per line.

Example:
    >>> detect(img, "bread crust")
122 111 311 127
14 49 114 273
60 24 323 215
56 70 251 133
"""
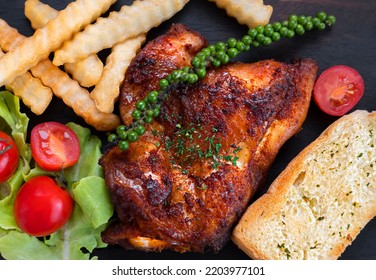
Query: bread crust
232 110 376 259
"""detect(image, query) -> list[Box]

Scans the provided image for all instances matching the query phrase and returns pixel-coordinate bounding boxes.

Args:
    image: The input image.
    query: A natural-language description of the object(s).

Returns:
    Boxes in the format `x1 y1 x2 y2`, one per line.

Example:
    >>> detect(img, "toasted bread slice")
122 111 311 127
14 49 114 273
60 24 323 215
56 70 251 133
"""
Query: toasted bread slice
232 110 376 259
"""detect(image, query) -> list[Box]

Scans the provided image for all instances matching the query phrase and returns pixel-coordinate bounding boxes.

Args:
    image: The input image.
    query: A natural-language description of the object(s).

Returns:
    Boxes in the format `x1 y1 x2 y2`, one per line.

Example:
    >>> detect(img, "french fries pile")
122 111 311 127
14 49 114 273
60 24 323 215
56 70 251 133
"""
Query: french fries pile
0 0 272 131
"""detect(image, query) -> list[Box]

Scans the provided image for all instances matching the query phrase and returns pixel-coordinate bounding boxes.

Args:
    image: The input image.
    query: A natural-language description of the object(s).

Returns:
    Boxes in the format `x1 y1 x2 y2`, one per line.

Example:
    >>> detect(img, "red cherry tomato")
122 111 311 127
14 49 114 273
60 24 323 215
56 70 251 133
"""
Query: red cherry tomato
30 122 80 171
14 176 74 237
0 131 19 183
313 65 364 116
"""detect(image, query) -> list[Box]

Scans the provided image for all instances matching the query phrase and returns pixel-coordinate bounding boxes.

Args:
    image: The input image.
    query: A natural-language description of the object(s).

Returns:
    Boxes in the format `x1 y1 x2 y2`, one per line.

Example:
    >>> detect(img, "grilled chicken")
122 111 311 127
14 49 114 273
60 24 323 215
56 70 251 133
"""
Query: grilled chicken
100 24 318 253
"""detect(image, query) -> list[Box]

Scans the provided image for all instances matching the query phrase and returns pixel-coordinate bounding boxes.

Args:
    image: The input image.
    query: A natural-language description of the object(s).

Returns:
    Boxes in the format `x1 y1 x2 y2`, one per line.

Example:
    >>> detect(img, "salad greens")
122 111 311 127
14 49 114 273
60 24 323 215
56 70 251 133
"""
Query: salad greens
0 91 113 260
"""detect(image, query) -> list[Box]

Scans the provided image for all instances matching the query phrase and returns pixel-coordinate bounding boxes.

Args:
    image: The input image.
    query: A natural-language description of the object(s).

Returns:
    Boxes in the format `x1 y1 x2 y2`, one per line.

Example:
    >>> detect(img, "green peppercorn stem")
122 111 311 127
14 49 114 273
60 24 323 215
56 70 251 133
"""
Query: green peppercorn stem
109 12 336 151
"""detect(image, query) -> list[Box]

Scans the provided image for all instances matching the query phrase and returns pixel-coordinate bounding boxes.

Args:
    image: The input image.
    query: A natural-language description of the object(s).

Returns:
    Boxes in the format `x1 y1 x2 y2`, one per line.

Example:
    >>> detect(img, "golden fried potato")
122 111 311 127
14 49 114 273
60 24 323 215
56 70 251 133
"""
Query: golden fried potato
53 0 189 65
90 34 146 114
31 59 121 131
0 48 52 115
24 0 56 30
0 19 119 131
24 0 104 87
63 57 103 88
208 0 273 28
0 0 116 86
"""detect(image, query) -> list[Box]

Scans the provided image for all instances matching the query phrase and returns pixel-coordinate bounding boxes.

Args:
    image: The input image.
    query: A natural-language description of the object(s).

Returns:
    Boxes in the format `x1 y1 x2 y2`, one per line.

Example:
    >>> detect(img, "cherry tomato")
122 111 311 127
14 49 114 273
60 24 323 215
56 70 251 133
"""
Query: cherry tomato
0 131 19 183
313 65 364 116
14 176 74 237
30 122 80 171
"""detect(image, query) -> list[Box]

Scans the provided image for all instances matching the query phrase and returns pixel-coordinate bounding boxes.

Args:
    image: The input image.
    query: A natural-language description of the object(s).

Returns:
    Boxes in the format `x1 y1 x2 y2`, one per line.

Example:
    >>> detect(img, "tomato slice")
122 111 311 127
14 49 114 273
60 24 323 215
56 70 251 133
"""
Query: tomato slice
0 131 19 183
30 122 80 171
313 65 364 116
14 176 73 237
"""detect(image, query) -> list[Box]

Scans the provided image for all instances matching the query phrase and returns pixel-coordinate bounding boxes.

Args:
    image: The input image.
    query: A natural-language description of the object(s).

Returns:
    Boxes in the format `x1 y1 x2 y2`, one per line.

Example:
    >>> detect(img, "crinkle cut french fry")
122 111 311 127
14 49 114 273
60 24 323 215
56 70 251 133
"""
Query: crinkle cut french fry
208 0 273 28
63 57 103 88
53 0 189 65
0 0 116 86
24 0 57 30
0 48 52 115
24 0 104 87
0 19 119 131
90 34 146 114
31 59 121 131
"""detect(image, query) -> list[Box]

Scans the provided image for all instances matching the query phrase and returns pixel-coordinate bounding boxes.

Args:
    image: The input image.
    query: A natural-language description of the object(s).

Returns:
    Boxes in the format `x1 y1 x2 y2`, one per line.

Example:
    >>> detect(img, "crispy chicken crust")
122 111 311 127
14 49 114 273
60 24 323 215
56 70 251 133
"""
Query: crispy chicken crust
100 24 318 253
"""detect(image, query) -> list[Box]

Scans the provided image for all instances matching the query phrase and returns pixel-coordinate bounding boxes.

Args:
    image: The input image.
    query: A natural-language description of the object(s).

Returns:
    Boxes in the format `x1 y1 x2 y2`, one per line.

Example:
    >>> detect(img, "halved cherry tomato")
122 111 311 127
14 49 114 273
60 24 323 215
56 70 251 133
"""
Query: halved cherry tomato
14 176 74 237
0 131 19 183
313 65 364 116
30 122 80 171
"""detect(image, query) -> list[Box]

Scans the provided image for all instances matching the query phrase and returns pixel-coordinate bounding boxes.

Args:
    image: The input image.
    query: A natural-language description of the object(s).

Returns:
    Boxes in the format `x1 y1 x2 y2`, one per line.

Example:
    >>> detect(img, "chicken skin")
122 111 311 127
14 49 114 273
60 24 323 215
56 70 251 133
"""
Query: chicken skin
100 24 318 253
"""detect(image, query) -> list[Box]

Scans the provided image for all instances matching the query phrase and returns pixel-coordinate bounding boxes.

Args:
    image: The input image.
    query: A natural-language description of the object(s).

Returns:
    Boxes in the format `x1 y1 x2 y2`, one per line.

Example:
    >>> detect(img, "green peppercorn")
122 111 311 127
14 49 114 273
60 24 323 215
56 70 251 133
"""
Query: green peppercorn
118 140 129 151
316 11 327 22
255 25 264 34
199 52 209 61
127 131 138 142
262 37 272 46
252 41 260 47
312 17 321 28
220 54 230 64
264 26 274 37
136 100 147 111
305 21 314 31
108 133 118 143
241 35 252 46
272 22 282 31
227 38 237 48
289 14 298 22
271 32 281 41
187 73 198 84
134 125 146 136
256 33 265 43
180 72 189 82
317 22 326 30
147 90 159 103
295 24 305 35
211 58 221 67
118 130 128 140
215 50 227 61
298 15 307 26
152 108 160 117
326 15 336 26
116 124 127 135
201 47 212 57
145 116 153 123
166 74 173 83
227 47 238 58
208 44 216 53
215 41 226 51
247 28 258 38
191 57 201 68
159 79 169 90
132 109 142 120
171 69 182 80
236 41 246 52
196 67 207 78
286 29 295 38
279 26 289 37
288 20 298 30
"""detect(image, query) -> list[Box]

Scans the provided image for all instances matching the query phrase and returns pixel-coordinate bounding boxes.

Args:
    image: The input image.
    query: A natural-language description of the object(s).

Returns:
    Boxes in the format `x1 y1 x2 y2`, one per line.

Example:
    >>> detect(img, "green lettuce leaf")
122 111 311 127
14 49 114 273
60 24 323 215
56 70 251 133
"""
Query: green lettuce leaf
0 91 30 230
0 93 113 260
0 91 30 160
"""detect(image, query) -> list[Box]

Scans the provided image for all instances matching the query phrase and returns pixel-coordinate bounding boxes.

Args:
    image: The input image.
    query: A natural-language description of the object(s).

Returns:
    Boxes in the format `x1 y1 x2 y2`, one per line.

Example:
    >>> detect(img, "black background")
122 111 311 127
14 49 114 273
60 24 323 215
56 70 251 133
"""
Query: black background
0 0 375 260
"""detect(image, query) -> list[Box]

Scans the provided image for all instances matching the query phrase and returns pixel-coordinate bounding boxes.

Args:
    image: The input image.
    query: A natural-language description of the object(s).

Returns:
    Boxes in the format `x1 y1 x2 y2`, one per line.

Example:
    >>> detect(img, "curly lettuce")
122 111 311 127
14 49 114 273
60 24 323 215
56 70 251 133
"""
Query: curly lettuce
0 91 113 259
